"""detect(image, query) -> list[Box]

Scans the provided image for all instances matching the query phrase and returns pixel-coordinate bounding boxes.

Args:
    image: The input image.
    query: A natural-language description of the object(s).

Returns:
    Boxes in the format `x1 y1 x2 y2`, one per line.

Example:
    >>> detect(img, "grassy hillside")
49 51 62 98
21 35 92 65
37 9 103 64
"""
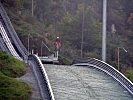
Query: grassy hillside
0 72 31 100
0 50 26 77
125 70 133 82
0 50 31 99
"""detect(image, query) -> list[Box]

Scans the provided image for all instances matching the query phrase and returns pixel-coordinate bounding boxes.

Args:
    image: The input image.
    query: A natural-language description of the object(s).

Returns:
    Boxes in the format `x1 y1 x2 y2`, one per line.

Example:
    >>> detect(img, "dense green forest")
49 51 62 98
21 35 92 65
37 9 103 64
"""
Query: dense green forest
2 0 133 71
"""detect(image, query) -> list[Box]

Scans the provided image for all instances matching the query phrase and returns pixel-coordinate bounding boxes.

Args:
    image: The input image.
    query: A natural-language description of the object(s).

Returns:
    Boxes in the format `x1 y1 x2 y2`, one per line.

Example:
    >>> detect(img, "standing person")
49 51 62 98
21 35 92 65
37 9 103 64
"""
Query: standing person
55 37 61 58
55 37 61 50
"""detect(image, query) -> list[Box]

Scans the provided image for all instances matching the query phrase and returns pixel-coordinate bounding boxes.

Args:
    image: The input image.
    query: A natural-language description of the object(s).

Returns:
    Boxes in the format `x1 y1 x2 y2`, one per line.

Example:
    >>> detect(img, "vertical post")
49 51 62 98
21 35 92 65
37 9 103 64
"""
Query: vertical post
56 51 59 60
28 34 30 55
63 0 67 13
32 49 34 54
117 47 127 71
41 41 42 56
81 4 85 58
118 47 120 71
32 0 34 16
102 0 107 62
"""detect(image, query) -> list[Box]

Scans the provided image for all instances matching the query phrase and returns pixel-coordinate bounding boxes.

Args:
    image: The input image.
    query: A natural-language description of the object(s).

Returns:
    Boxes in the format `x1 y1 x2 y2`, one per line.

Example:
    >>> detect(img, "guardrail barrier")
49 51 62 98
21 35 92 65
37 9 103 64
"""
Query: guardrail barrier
73 57 133 96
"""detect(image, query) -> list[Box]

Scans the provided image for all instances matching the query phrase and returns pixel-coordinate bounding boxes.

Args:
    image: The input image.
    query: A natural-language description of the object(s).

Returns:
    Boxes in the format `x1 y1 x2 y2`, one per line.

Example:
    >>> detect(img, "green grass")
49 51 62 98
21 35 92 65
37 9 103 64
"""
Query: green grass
0 50 31 99
125 70 133 82
0 72 31 100
0 50 26 77
59 55 72 65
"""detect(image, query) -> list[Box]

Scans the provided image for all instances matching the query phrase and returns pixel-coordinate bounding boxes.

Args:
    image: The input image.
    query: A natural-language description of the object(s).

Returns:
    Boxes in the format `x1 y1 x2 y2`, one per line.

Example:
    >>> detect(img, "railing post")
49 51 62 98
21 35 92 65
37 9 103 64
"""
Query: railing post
117 47 127 71
118 47 120 71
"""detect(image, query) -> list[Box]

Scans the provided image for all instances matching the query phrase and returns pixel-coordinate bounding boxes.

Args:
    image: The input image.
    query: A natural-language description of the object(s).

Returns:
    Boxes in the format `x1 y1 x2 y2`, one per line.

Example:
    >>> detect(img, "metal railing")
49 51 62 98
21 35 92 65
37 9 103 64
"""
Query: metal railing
0 37 10 53
73 57 133 96
0 2 27 59
28 54 55 100
0 2 54 99
0 21 22 60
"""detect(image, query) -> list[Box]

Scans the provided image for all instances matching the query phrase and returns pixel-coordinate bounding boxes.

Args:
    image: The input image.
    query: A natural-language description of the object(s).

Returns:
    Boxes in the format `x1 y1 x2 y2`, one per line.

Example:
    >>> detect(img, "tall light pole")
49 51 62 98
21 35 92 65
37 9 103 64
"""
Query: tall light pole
117 47 127 71
102 0 107 62
32 0 34 16
81 4 85 58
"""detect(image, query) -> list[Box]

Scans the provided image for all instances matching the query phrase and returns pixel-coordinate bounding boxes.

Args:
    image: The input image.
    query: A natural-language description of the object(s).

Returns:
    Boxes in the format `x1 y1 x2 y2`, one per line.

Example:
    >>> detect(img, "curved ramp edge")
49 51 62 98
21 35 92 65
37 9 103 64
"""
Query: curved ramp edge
73 57 133 96
0 2 27 59
28 54 55 100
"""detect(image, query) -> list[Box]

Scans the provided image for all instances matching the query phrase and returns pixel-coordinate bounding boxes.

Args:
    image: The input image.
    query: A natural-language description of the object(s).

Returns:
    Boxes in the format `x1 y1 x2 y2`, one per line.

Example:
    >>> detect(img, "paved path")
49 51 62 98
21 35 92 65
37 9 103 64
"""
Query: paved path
44 64 133 100
28 60 52 100
17 64 42 100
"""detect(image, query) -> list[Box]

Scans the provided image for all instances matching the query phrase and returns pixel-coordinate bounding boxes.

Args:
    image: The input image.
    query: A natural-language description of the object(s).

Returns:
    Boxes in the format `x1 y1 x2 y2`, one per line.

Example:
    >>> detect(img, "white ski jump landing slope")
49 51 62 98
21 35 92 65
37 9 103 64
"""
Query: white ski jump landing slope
44 64 133 100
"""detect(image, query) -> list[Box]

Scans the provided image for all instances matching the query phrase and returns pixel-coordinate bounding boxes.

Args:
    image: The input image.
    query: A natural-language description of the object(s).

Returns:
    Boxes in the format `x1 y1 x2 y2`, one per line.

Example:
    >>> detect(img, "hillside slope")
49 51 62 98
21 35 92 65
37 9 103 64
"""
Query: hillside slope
2 0 133 70
0 50 31 99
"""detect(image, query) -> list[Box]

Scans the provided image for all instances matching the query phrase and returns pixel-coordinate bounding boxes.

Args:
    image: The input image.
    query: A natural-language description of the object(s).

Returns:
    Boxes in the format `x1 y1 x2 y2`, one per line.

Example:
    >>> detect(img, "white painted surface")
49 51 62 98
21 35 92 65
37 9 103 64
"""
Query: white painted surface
44 65 133 100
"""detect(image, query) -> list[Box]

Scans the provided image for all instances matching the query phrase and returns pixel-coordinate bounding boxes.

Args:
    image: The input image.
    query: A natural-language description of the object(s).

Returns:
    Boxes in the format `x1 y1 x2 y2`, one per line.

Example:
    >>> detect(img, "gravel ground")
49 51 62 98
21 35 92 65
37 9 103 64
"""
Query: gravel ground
17 64 42 100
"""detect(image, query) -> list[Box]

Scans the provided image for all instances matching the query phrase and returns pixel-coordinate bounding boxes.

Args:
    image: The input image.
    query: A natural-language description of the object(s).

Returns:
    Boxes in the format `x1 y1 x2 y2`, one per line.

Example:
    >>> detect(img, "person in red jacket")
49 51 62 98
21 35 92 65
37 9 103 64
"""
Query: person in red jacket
55 37 61 50
55 37 61 58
